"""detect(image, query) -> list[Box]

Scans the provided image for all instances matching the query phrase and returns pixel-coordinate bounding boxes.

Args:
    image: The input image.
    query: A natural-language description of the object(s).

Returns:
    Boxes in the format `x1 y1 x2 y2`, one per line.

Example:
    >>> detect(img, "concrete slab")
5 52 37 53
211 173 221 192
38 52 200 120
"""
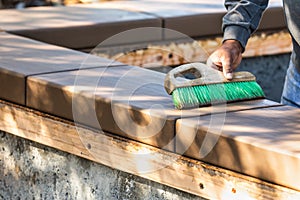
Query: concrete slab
95 0 285 39
27 65 279 150
0 32 120 105
176 106 300 191
0 6 162 49
168 0 285 39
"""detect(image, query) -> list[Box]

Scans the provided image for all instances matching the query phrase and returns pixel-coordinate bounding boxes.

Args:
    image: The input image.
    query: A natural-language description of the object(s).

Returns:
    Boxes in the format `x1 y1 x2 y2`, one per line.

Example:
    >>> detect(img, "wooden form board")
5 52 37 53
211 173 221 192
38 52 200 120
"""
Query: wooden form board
176 106 300 191
27 65 280 150
0 32 119 105
0 100 299 199
101 31 292 68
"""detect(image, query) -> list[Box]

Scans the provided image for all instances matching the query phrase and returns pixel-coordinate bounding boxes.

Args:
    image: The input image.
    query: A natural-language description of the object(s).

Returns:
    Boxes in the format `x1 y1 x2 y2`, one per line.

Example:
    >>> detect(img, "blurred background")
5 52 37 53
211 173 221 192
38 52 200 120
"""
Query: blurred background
0 0 106 9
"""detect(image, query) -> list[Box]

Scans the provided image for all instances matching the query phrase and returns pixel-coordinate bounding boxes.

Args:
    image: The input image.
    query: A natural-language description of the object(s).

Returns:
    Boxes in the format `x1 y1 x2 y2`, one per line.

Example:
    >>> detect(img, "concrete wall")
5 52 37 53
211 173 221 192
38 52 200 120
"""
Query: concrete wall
0 131 205 200
238 53 291 102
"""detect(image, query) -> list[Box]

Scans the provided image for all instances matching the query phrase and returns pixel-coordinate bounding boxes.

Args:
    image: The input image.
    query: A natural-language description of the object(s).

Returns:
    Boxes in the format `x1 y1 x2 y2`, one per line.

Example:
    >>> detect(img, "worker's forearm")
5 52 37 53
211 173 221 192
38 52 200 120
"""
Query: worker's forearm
222 0 269 50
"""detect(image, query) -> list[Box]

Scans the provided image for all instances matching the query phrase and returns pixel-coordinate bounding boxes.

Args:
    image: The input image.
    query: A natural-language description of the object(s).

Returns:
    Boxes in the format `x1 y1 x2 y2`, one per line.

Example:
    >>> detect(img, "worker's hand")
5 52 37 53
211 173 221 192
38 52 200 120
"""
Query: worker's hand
207 40 243 80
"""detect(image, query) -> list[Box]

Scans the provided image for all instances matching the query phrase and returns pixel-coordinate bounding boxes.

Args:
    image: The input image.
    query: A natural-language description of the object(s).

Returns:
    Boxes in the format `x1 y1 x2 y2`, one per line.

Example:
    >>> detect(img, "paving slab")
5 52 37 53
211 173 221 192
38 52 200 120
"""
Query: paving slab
0 6 162 49
27 65 280 150
176 106 300 191
0 32 120 105
95 0 285 39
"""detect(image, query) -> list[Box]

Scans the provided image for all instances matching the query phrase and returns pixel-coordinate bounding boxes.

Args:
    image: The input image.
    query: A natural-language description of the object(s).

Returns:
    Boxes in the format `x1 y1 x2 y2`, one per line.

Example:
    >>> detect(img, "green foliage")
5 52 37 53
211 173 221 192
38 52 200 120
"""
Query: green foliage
172 81 265 109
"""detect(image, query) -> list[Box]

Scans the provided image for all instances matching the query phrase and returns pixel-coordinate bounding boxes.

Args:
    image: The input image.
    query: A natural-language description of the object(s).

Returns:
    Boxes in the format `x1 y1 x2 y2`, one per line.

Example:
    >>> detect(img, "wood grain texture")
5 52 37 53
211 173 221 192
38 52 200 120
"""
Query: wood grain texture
27 65 280 149
176 106 300 191
0 100 299 199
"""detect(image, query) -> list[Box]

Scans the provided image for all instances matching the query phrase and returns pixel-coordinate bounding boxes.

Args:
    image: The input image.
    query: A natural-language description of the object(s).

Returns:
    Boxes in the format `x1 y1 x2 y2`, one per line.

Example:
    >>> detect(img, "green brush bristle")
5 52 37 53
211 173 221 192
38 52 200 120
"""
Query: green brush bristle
172 81 265 109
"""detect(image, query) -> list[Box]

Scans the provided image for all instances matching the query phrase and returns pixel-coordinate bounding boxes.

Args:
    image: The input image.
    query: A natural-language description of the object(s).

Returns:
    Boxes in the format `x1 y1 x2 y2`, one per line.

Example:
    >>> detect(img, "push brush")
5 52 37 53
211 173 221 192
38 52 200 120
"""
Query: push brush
164 63 265 109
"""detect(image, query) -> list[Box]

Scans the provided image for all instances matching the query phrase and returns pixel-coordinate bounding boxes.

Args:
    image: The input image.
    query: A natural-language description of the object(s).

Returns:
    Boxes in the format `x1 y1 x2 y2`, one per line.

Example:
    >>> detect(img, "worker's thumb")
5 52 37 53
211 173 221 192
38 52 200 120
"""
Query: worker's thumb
221 58 233 80
223 69 233 80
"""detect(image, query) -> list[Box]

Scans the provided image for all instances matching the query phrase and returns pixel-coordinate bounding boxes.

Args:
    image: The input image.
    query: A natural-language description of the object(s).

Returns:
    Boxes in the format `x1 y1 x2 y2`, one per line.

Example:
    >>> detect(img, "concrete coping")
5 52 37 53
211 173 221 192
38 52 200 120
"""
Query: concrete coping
0 5 162 49
0 32 122 105
2 56 300 192
0 11 298 193
0 0 286 49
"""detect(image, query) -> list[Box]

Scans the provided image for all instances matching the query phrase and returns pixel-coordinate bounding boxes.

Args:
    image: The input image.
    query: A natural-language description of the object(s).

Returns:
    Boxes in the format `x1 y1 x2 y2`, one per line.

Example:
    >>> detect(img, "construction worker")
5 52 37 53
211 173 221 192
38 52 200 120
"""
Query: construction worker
208 0 300 107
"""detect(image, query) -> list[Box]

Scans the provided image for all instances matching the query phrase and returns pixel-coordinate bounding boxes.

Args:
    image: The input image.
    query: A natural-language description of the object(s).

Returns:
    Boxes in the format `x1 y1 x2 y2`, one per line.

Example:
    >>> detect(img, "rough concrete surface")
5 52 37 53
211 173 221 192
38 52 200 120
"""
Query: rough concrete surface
238 53 291 102
0 131 205 200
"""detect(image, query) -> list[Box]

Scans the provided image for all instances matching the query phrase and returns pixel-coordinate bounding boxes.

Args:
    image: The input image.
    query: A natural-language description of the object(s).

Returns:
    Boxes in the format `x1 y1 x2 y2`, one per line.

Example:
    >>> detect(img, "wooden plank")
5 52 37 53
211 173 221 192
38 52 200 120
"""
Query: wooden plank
176 106 300 191
97 31 292 68
0 100 299 199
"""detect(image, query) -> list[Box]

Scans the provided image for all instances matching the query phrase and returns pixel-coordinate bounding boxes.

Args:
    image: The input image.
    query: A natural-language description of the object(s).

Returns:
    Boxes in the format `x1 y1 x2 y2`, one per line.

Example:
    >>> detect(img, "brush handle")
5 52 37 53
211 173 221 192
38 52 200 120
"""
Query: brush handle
164 63 256 94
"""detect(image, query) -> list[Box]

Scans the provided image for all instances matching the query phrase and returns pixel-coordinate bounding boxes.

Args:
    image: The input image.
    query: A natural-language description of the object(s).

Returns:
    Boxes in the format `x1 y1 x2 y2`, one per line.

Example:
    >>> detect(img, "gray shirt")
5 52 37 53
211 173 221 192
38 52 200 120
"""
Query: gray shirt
223 0 300 70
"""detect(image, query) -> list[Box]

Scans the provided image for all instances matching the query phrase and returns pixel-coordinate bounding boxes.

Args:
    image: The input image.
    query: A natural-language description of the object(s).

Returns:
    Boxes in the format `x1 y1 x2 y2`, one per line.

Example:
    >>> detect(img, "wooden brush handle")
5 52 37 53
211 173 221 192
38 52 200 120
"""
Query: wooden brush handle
164 63 256 94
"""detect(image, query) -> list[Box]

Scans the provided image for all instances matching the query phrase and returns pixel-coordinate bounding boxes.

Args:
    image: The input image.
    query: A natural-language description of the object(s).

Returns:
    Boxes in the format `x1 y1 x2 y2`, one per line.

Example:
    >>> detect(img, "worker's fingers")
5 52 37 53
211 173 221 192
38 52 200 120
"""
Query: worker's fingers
206 55 222 71
207 40 243 80
207 51 234 79
222 40 243 77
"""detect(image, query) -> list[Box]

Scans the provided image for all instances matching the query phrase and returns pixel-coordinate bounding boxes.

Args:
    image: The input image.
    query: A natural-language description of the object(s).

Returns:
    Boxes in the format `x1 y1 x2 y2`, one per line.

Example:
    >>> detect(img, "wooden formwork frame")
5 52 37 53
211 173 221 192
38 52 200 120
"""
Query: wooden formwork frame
92 30 292 68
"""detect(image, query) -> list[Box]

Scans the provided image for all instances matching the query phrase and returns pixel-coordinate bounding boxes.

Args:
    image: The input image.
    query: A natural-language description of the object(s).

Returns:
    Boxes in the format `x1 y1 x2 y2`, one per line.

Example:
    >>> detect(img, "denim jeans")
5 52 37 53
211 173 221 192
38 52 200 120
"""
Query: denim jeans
281 57 300 108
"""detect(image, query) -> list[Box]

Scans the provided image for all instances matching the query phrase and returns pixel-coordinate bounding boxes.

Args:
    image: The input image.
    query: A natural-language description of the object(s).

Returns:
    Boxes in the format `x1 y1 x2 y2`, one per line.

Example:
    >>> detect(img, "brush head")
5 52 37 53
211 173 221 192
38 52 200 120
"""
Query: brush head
164 63 265 109
172 81 265 109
